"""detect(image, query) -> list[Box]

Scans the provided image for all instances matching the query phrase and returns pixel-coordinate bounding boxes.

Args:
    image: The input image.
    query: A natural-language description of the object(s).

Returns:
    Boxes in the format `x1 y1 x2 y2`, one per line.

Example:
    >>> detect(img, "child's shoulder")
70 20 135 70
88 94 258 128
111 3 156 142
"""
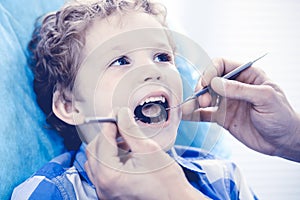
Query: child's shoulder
34 150 77 178
11 151 80 200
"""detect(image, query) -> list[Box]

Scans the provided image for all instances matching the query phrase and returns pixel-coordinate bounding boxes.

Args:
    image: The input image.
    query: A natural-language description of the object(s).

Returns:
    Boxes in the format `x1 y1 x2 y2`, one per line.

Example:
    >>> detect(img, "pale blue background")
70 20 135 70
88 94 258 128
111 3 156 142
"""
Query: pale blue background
164 0 300 199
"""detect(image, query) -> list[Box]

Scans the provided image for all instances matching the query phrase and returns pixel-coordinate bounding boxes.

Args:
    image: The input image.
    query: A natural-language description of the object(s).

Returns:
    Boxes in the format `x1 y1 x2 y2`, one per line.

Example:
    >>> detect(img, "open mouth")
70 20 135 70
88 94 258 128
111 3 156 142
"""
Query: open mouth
134 96 169 124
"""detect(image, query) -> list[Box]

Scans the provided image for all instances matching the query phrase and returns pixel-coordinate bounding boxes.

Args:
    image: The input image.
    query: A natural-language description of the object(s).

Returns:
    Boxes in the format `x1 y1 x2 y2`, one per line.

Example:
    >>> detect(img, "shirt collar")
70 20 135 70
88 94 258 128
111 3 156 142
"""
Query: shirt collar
167 147 206 174
73 144 94 187
74 144 205 186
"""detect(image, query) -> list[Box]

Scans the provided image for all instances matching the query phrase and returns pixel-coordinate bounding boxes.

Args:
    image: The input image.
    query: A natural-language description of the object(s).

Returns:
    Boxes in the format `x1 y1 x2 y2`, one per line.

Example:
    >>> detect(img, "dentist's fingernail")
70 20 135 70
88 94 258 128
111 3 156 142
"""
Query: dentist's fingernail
211 77 225 91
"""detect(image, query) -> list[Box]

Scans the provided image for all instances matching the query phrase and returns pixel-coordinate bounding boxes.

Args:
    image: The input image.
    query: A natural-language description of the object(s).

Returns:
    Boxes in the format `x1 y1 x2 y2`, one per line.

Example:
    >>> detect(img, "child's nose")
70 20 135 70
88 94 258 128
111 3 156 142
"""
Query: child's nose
141 66 163 82
143 72 161 82
133 53 164 82
144 72 161 82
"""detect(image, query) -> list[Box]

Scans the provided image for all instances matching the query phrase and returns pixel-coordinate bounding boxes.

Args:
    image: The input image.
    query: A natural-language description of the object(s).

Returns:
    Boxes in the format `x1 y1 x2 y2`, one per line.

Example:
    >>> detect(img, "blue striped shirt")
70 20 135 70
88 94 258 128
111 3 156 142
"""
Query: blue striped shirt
12 145 257 199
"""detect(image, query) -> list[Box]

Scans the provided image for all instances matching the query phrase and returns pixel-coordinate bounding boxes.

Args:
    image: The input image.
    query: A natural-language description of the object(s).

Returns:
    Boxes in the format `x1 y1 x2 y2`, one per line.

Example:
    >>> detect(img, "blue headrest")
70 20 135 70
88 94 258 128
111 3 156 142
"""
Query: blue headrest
0 1 65 199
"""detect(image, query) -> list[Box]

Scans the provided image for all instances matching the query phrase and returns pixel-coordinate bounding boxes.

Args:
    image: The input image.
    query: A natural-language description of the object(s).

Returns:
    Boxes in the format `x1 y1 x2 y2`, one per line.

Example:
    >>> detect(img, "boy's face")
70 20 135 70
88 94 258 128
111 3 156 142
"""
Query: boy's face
72 12 183 150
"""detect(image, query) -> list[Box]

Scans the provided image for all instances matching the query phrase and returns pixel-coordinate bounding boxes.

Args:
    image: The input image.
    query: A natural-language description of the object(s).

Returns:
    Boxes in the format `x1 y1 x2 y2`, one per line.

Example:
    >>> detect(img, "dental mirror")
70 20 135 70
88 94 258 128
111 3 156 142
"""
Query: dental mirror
142 103 163 118
134 102 168 123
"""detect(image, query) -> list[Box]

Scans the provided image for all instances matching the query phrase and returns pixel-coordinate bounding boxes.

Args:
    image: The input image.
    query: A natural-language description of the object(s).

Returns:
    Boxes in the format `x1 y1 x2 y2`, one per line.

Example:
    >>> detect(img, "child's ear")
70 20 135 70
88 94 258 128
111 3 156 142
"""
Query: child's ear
52 89 83 125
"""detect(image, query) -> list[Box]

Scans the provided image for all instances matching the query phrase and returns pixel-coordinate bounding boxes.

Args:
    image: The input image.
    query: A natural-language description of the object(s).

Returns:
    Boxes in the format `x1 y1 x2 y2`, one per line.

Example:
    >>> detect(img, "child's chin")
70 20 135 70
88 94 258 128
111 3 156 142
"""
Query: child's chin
137 119 179 141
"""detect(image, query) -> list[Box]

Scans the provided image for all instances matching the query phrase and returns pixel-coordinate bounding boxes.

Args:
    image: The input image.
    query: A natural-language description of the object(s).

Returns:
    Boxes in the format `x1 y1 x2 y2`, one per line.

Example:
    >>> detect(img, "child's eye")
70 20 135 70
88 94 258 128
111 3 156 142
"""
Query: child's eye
154 53 172 63
109 56 130 67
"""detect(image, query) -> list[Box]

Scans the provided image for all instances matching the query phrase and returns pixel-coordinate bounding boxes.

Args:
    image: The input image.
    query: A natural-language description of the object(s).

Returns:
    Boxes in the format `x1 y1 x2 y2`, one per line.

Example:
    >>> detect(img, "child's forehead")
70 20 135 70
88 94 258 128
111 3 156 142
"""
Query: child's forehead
97 28 172 52
81 28 174 68
82 12 173 57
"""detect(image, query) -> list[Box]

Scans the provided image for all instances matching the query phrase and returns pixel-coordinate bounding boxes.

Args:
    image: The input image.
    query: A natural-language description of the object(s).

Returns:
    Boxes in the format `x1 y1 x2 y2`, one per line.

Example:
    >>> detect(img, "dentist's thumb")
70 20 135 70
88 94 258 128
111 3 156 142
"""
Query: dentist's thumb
117 107 161 154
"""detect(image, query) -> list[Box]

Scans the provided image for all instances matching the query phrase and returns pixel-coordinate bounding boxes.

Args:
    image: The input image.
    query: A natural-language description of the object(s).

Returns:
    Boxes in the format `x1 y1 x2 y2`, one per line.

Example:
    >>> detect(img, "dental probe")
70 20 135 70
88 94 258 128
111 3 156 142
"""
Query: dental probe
166 53 268 110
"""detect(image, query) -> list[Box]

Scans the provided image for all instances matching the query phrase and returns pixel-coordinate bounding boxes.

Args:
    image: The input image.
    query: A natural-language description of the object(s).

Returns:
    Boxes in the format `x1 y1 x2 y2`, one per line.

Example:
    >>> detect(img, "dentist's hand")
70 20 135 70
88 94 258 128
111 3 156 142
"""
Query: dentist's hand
182 58 300 162
85 107 208 199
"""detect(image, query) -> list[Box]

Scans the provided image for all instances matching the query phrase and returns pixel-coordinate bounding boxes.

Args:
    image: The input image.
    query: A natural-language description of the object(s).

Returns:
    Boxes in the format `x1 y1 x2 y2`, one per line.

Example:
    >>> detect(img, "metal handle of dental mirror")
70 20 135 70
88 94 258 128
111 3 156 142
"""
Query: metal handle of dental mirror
166 53 268 110
83 117 116 124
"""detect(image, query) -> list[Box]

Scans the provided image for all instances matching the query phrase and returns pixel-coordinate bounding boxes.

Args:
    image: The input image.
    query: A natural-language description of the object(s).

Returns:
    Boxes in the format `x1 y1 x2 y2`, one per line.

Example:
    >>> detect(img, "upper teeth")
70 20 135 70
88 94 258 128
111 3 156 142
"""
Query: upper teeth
139 96 165 106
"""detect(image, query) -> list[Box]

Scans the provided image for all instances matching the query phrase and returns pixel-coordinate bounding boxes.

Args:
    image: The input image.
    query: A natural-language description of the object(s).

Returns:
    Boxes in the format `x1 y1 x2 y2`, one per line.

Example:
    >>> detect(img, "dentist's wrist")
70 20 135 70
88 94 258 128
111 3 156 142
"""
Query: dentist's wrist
277 112 300 162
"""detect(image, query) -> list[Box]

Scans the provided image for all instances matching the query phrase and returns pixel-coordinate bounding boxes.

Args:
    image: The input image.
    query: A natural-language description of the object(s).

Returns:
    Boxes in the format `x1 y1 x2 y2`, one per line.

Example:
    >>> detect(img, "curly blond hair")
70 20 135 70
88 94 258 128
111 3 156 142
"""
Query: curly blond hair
29 0 167 150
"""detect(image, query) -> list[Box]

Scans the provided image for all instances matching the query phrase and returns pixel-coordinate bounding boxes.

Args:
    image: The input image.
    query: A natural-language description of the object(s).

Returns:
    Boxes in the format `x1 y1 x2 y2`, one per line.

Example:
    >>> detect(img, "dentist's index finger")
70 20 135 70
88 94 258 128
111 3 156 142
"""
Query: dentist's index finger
86 122 122 169
85 122 124 187
200 58 242 87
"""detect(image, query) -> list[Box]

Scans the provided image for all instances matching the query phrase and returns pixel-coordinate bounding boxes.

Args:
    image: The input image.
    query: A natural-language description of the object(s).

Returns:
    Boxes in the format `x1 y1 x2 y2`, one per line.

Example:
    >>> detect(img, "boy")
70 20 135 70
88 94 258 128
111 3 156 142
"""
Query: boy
12 0 257 199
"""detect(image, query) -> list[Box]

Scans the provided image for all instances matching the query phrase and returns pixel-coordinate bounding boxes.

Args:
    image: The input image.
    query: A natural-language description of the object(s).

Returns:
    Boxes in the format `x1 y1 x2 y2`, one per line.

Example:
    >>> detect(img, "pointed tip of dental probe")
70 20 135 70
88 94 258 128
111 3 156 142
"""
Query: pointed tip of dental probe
165 96 195 111
166 87 210 110
165 103 180 111
252 52 268 64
